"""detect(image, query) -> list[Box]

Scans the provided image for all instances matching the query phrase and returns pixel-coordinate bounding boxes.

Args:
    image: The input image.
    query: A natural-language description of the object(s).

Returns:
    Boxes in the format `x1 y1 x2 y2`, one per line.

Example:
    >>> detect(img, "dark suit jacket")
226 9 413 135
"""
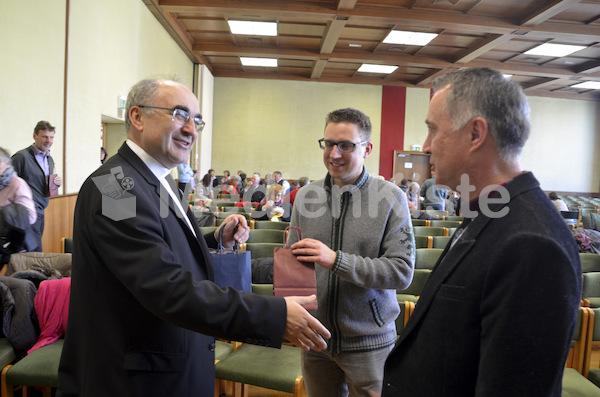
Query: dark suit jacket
383 172 581 397
58 143 287 397
11 145 54 214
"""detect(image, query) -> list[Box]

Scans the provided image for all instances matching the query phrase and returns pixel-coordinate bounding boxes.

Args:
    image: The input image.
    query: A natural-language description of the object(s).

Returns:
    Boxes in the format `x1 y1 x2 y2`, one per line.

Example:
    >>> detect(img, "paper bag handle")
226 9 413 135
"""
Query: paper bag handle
283 226 303 248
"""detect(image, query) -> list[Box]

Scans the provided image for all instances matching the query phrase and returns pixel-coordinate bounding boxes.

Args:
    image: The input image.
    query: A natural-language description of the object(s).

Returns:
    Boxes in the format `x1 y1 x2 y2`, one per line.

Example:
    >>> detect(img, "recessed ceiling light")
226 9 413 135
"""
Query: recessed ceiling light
240 57 277 67
357 64 398 74
228 20 277 36
383 30 438 46
349 43 362 48
503 74 514 79
524 43 585 57
571 81 600 90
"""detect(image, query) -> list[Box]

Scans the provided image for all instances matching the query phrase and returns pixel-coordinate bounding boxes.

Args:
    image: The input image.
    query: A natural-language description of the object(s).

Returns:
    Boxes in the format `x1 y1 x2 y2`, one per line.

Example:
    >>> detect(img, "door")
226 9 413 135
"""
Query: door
392 151 430 184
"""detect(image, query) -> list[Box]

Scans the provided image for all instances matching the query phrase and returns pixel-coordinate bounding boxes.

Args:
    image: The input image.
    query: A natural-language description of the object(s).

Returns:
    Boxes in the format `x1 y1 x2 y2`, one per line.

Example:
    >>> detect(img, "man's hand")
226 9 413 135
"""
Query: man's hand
284 295 330 351
53 175 63 187
291 238 337 269
215 214 250 248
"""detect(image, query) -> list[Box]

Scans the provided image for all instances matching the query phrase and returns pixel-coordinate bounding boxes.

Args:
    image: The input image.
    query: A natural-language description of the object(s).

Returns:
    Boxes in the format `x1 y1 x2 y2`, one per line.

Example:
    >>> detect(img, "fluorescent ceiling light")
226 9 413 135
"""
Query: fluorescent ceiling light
524 43 585 57
240 57 277 67
383 30 438 46
228 20 277 36
357 64 398 74
503 74 513 79
571 81 600 90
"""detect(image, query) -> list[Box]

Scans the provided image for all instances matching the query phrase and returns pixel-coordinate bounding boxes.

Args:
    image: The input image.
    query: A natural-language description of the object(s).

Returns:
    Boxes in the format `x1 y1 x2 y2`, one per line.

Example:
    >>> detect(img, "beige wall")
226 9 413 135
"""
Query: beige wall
523 96 600 193
1 0 67 188
404 87 431 151
1 0 194 193
400 89 600 193
213 78 382 181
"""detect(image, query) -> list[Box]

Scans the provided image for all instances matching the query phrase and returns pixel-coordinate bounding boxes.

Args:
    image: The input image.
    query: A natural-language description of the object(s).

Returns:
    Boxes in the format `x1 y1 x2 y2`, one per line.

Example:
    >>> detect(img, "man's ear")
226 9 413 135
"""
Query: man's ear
469 117 489 153
129 106 144 131
363 142 373 158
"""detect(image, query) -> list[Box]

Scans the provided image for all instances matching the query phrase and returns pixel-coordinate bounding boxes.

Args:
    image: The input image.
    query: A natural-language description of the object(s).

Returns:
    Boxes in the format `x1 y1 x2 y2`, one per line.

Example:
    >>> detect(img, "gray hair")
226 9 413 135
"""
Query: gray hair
432 67 530 162
0 147 11 165
325 108 372 141
124 79 162 132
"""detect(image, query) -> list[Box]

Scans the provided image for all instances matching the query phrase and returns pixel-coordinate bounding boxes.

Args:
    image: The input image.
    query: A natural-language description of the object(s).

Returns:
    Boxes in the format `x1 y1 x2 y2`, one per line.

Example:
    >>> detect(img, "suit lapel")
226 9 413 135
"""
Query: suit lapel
396 172 541 347
117 143 202 250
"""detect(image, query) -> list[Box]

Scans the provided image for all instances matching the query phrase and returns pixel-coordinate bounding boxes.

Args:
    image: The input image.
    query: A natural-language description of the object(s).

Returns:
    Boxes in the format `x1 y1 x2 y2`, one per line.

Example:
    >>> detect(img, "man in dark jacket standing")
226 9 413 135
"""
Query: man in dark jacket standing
382 67 581 397
12 121 63 251
57 79 329 397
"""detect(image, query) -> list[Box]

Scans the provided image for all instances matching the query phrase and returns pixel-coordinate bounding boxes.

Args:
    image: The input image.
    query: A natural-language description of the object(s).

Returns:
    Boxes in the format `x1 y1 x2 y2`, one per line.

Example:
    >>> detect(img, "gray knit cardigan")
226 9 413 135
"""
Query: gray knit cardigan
289 168 415 353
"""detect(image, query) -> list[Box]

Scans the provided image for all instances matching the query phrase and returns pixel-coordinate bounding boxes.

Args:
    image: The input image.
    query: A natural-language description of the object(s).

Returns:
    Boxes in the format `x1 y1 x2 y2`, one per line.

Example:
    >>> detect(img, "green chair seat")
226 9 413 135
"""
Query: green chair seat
6 339 63 387
215 340 234 362
562 368 600 397
414 235 430 249
252 221 290 231
415 248 444 270
0 339 16 370
251 283 273 296
432 236 452 249
244 243 283 259
589 369 600 388
216 344 303 394
246 229 285 244
396 294 418 303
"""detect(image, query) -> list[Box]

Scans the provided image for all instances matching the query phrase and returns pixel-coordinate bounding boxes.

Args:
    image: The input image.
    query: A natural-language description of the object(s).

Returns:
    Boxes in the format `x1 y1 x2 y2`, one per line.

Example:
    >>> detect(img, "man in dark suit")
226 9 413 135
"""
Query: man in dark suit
382 68 581 396
12 121 63 251
57 79 329 397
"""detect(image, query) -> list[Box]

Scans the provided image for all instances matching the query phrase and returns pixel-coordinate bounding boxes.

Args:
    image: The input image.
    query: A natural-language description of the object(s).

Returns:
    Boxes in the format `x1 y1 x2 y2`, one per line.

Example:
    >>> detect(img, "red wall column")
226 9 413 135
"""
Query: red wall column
378 86 406 180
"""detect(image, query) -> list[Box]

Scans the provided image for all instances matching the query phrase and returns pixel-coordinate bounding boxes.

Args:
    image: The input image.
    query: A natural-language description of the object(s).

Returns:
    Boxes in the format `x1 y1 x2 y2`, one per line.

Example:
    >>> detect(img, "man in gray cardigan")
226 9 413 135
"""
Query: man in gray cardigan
289 108 415 396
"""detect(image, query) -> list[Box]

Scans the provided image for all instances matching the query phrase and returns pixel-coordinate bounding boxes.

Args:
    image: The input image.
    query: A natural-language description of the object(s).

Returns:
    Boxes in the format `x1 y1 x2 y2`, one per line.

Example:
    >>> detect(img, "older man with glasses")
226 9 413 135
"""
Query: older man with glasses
289 107 415 396
57 78 330 397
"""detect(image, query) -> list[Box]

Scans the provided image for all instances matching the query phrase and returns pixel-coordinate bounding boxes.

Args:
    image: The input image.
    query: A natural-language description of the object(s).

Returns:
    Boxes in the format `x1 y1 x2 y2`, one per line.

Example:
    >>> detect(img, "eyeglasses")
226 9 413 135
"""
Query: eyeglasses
318 138 368 153
138 105 206 132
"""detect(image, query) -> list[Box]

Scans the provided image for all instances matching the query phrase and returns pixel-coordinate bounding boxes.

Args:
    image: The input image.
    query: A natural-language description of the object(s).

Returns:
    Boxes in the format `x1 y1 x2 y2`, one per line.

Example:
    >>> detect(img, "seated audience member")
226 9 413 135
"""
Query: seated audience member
243 173 266 204
194 173 213 203
253 184 291 222
445 189 459 216
221 170 231 185
228 175 243 196
264 173 275 186
239 172 247 189
0 147 37 261
420 168 447 210
548 192 569 212
273 171 291 195
209 168 218 188
398 179 409 192
286 177 310 206
176 161 194 193
406 181 420 211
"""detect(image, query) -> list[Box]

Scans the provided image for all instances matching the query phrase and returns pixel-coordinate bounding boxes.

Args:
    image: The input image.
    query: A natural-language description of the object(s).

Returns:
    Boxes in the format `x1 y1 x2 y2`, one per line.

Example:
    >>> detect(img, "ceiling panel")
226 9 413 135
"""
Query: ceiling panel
144 0 600 101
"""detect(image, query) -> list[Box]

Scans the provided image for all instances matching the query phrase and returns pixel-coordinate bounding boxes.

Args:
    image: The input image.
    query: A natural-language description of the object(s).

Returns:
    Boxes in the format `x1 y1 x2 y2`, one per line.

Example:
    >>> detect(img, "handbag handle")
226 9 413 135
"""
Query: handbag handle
283 226 302 248
217 225 240 254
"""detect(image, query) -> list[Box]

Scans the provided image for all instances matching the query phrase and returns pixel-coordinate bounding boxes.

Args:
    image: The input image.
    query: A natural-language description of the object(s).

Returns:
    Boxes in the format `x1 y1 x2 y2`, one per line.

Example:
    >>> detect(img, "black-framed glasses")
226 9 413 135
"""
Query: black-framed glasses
138 105 206 132
318 138 368 153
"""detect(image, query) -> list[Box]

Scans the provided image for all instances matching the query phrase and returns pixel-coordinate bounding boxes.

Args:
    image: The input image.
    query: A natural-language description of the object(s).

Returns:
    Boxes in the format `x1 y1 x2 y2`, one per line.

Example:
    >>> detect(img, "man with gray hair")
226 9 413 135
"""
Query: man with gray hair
290 107 415 396
382 67 581 396
58 78 329 397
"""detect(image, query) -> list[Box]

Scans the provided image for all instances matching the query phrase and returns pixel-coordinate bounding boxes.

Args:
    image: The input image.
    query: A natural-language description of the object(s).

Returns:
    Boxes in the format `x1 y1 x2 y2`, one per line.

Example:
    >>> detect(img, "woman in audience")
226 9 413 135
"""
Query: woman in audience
548 192 569 212
227 175 243 196
253 183 291 222
406 181 420 211
194 173 213 204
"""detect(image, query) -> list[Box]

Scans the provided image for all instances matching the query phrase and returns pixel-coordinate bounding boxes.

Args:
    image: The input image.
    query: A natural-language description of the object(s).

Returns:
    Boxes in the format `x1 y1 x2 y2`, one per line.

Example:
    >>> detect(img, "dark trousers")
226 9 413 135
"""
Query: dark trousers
30 212 44 252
